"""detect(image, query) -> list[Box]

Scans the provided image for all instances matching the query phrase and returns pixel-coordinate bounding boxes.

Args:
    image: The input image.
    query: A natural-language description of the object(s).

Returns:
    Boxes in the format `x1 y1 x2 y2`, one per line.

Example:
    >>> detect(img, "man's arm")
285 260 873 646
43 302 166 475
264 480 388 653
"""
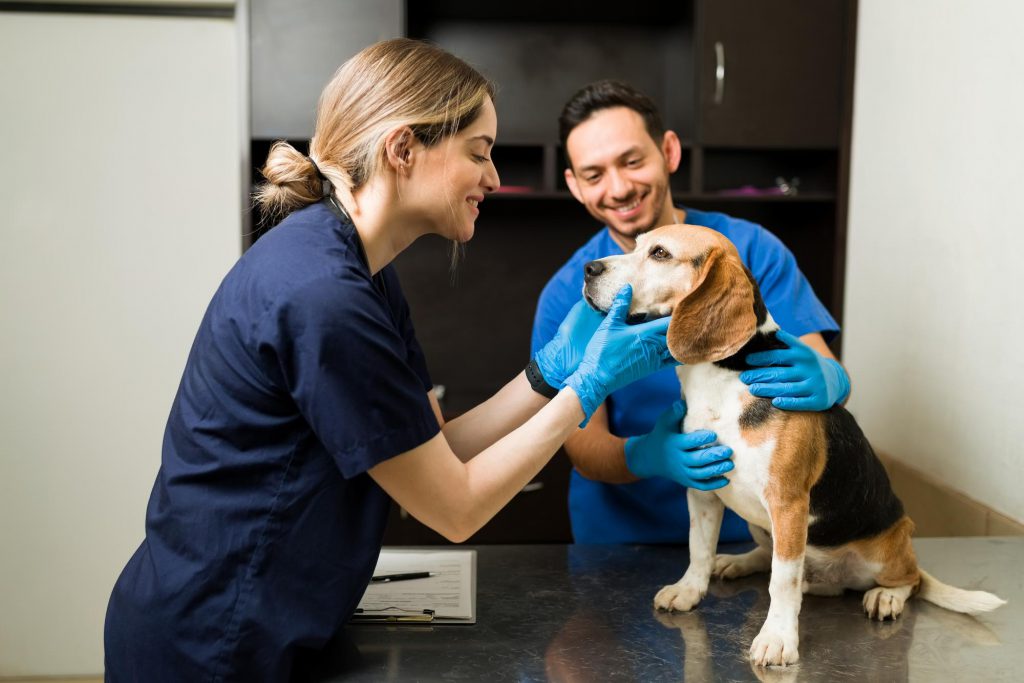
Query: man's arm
562 403 636 483
800 332 835 360
801 331 851 404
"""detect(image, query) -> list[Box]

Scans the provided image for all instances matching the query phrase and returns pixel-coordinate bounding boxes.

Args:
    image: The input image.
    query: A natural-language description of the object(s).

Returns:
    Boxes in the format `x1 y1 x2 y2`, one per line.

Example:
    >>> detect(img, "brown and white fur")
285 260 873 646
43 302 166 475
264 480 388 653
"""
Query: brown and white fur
582 224 1005 667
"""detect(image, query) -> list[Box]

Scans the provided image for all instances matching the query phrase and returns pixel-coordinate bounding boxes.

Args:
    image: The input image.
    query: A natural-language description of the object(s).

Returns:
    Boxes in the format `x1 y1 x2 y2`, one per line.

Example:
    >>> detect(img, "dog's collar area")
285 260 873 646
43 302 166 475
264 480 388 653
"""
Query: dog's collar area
625 311 670 325
713 329 786 372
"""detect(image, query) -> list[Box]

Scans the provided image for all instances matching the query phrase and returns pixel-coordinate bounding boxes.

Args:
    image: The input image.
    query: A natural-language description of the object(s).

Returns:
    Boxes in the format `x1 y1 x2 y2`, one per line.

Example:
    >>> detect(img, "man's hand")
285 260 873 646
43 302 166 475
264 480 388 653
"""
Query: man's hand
740 330 850 411
624 401 733 491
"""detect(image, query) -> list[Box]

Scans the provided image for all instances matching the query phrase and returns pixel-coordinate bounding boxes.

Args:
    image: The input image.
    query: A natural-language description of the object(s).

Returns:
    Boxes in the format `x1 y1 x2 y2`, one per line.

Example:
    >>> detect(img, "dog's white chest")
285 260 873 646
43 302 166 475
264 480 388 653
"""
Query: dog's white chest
677 364 773 531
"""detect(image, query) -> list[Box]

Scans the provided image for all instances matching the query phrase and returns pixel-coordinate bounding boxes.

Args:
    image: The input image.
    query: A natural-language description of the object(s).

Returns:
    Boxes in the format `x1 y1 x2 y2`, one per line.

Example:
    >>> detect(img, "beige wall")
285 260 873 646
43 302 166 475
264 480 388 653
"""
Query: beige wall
845 1 1024 524
0 12 240 676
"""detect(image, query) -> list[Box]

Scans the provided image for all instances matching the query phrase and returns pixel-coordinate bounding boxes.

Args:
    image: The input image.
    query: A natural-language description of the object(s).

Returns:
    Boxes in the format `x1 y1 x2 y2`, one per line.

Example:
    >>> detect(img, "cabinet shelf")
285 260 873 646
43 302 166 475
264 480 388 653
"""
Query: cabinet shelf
486 190 836 204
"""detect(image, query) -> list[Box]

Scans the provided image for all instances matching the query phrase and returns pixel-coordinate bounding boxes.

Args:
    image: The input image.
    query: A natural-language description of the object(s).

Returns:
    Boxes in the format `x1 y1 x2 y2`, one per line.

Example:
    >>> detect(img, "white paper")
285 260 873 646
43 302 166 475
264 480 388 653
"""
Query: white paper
354 549 476 623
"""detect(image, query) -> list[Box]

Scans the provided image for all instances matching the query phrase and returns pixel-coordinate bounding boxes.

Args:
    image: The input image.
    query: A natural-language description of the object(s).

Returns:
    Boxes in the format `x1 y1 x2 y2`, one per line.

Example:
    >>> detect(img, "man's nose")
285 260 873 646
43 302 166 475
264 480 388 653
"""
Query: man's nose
584 260 606 281
607 169 632 199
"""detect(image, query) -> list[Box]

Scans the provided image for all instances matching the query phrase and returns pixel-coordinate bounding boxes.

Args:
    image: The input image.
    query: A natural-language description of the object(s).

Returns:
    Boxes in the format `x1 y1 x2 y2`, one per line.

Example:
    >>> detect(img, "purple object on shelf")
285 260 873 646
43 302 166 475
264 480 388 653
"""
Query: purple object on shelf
716 185 786 197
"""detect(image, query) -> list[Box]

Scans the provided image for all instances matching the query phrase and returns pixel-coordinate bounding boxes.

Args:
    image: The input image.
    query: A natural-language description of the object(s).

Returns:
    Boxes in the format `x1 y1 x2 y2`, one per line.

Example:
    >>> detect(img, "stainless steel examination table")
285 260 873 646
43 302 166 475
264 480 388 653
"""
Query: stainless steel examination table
329 538 1022 681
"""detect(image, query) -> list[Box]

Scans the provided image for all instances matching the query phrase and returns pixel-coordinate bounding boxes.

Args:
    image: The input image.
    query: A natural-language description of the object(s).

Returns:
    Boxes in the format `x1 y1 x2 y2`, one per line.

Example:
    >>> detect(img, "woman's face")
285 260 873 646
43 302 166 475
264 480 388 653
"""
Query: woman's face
412 96 500 242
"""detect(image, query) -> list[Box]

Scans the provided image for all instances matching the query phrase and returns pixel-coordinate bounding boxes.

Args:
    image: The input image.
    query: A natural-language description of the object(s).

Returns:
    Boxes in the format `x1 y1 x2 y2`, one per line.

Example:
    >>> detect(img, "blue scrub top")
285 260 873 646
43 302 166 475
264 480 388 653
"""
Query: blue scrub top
105 200 440 682
531 207 839 544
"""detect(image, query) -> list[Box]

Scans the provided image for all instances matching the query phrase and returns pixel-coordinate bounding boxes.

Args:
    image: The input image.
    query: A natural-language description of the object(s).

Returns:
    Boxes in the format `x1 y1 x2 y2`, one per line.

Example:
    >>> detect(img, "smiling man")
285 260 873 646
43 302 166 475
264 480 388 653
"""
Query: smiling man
530 80 848 545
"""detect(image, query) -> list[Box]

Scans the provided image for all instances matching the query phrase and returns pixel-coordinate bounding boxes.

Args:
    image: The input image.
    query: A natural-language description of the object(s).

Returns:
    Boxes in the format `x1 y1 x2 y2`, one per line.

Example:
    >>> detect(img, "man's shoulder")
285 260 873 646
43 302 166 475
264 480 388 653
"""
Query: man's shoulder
682 206 774 248
681 206 791 268
544 228 616 289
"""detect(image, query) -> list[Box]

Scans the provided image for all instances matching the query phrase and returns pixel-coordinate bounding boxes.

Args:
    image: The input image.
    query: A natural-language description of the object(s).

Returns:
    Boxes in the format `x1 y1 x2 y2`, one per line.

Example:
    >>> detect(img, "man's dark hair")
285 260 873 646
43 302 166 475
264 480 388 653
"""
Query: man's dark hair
558 80 665 169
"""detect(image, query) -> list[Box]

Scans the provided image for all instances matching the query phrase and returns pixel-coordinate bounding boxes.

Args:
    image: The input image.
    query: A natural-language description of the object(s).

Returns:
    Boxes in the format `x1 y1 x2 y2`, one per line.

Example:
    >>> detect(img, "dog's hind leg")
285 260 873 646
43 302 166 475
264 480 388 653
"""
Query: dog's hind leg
714 524 772 579
863 584 915 620
654 489 724 612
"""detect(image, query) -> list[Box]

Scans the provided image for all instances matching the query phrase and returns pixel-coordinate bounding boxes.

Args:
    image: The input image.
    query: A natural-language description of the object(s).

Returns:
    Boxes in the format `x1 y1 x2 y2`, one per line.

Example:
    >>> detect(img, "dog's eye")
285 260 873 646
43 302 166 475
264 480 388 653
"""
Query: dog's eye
649 246 671 261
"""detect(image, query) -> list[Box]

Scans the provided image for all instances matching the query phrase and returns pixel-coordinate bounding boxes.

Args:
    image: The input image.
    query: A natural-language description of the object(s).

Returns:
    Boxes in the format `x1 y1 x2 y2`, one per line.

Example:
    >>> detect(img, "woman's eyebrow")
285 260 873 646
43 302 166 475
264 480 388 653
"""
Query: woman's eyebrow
468 134 494 146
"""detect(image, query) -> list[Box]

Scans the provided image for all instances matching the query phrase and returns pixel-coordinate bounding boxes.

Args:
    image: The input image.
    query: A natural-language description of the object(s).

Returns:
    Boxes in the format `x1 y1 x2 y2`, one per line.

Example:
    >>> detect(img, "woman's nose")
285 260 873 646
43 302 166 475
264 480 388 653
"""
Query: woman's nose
483 161 500 193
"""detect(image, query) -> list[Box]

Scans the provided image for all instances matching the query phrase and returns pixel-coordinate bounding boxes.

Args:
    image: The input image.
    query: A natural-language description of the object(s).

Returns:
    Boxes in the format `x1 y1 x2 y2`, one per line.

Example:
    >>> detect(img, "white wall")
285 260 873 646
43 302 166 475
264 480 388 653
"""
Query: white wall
845 1 1024 522
0 12 240 676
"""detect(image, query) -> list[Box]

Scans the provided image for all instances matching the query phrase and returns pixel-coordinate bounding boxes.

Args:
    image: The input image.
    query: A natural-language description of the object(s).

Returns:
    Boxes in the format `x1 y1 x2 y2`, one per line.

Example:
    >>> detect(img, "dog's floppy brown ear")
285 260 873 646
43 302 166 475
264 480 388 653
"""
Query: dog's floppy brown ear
667 248 758 364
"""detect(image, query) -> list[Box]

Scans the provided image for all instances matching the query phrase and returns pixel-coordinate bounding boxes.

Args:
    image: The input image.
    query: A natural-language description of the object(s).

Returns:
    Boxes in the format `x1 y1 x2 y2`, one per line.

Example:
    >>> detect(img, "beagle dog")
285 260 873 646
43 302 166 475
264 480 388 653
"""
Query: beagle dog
582 224 1005 667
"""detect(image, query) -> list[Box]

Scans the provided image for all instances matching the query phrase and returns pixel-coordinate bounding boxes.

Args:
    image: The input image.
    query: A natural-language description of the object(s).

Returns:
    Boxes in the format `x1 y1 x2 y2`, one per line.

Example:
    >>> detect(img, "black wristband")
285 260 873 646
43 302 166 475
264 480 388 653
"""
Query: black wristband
525 359 560 399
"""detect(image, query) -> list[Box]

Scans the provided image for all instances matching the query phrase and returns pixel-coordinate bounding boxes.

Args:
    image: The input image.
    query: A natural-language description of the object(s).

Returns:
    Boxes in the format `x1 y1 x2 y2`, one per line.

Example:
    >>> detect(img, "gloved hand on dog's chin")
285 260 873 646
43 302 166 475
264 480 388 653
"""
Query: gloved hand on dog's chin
533 298 604 389
740 329 850 411
564 285 679 426
625 401 734 491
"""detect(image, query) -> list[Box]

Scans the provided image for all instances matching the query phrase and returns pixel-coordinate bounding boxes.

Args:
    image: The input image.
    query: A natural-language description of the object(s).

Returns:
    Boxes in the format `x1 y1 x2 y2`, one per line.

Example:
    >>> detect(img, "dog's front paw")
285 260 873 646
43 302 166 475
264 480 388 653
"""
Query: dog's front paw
750 626 799 667
654 582 706 612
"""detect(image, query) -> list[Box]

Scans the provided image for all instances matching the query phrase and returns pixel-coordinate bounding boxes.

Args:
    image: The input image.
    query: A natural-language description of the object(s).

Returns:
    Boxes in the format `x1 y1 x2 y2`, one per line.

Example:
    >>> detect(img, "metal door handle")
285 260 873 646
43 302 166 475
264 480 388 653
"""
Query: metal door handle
714 41 726 105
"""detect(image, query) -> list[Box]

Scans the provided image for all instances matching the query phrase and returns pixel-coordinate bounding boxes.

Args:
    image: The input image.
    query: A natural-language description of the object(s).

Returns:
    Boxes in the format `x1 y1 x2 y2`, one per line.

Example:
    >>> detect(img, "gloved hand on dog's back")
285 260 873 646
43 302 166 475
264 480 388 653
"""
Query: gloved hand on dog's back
533 297 605 389
625 400 734 491
740 329 850 411
564 285 678 425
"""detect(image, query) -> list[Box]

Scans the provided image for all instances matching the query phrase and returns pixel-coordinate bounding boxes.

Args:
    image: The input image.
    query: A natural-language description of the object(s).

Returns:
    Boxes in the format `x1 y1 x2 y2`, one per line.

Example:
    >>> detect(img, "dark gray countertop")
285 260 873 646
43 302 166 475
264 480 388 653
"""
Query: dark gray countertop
327 538 1022 682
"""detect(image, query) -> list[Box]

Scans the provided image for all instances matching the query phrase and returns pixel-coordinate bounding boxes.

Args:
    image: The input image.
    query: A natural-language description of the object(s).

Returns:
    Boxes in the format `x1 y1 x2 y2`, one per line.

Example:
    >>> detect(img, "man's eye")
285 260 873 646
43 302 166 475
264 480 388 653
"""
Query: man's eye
626 158 642 167
650 246 671 260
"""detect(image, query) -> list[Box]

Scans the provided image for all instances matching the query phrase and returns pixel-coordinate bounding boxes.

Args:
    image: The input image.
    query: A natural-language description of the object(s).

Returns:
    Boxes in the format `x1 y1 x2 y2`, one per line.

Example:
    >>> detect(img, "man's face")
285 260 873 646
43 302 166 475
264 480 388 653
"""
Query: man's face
564 107 680 249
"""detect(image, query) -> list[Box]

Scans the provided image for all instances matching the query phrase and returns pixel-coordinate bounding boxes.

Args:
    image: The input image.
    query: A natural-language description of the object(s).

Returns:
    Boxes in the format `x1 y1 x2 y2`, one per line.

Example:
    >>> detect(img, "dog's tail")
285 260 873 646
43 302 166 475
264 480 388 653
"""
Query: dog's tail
918 568 1006 615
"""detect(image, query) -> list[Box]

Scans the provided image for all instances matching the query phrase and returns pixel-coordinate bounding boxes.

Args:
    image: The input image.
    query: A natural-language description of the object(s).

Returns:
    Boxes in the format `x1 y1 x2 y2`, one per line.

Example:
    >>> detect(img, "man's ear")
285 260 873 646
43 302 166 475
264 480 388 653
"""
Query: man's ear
384 126 417 173
667 248 757 364
564 168 584 204
661 130 682 175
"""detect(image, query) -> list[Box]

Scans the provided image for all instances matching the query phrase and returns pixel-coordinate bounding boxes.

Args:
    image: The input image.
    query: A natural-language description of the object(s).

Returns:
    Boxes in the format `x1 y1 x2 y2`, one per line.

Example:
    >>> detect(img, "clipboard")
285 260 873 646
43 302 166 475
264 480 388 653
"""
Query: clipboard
352 549 476 624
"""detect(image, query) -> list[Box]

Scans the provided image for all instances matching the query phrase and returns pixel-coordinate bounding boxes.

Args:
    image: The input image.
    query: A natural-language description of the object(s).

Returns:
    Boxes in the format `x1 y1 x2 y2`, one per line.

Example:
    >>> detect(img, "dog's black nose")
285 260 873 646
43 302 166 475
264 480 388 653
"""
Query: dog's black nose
584 260 606 280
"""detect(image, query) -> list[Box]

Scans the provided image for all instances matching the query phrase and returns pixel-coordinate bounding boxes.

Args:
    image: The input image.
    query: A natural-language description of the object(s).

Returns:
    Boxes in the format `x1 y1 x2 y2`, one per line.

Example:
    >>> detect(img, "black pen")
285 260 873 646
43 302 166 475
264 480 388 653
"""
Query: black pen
371 571 436 583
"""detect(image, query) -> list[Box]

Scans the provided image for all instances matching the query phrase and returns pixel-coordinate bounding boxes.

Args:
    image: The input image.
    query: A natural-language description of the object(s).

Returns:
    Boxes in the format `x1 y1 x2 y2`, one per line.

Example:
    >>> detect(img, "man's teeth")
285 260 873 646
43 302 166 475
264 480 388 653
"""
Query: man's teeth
614 200 641 213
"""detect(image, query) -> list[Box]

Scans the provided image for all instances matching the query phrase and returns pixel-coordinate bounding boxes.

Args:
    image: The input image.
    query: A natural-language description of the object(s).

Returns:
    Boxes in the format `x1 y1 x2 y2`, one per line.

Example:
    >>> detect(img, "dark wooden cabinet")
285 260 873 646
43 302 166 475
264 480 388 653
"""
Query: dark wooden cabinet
247 0 858 546
697 0 846 148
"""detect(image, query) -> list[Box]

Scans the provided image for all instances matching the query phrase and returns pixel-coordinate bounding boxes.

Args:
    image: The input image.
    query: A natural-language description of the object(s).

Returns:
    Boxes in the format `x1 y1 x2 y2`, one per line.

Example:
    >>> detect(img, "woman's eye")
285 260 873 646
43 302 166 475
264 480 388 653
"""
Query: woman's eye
650 246 670 260
473 154 491 163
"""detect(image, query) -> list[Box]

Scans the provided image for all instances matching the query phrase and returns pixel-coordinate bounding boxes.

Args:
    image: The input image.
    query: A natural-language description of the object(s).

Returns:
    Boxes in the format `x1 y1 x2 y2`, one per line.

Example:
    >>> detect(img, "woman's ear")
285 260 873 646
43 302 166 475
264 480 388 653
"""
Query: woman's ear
667 249 758 364
384 126 417 173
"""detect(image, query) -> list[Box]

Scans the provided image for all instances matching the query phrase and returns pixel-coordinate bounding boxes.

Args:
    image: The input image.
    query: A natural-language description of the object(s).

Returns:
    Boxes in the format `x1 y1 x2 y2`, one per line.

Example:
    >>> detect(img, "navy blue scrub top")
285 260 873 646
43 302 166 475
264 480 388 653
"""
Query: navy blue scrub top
104 200 440 682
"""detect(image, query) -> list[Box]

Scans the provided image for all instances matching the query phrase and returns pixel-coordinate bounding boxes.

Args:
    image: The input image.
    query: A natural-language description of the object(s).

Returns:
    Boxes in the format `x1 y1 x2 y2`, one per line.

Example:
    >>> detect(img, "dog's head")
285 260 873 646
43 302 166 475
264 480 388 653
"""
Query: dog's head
583 224 762 364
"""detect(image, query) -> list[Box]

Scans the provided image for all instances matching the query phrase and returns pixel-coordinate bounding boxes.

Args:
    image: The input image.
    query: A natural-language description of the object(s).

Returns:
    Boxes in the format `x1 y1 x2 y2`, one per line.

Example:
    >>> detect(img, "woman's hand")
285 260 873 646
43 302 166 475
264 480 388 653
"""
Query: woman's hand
564 285 678 425
533 298 604 389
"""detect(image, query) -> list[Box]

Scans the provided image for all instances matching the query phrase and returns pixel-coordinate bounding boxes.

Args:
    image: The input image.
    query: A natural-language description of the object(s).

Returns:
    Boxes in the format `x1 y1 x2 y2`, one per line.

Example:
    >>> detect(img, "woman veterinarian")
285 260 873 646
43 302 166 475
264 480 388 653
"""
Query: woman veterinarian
104 39 674 682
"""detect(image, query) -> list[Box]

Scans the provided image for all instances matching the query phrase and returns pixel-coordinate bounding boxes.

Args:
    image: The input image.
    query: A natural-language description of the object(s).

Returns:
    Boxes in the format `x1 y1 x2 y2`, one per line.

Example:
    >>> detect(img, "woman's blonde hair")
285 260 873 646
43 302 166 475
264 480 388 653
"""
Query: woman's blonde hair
255 38 495 224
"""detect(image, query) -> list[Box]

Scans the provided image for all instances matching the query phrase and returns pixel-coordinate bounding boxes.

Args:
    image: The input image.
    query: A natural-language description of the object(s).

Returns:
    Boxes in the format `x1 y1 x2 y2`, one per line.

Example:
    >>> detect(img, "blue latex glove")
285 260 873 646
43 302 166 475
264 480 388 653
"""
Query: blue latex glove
625 401 734 490
740 329 850 411
534 298 604 389
564 285 678 425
